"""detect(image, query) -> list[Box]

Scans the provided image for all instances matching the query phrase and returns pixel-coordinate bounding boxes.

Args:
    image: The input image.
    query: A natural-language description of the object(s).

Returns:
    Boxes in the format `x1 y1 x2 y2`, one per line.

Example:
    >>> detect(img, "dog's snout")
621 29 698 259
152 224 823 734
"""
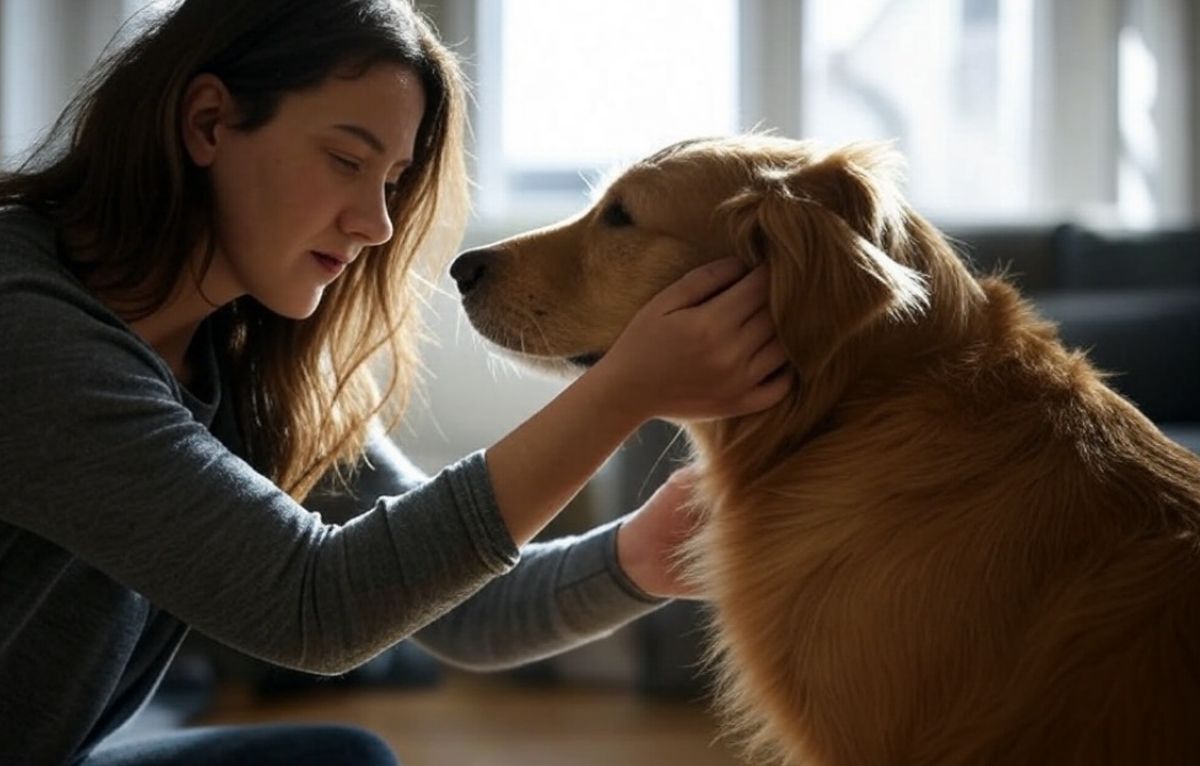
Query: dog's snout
449 248 496 295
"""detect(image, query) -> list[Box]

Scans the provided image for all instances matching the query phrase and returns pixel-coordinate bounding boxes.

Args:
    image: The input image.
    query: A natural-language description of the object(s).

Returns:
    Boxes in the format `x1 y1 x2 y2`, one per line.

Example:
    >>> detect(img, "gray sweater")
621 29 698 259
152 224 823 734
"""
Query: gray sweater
0 206 665 764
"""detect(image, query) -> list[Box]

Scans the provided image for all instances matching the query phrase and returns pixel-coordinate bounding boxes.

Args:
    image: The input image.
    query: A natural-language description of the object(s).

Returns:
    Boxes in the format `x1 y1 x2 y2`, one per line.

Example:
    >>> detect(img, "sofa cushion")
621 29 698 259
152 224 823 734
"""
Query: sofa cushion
941 224 1065 292
1032 288 1200 423
1056 225 1200 289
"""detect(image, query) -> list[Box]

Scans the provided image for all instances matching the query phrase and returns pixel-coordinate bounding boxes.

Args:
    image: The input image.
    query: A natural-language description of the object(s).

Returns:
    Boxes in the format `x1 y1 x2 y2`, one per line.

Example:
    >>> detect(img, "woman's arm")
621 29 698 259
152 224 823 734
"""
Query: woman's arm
311 427 668 669
298 258 791 667
412 517 665 670
486 258 790 547
2 232 782 676
1 268 519 676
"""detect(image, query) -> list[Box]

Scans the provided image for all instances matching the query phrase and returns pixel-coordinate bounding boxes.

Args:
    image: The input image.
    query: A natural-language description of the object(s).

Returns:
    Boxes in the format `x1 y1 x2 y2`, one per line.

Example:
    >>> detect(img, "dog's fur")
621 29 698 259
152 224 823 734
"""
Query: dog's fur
452 136 1200 765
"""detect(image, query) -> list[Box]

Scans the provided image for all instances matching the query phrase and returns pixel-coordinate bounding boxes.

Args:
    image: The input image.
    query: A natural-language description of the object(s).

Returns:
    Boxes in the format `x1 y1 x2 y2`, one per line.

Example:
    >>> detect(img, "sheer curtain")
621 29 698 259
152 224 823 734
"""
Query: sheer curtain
0 0 154 164
3 0 1196 216
432 0 1197 227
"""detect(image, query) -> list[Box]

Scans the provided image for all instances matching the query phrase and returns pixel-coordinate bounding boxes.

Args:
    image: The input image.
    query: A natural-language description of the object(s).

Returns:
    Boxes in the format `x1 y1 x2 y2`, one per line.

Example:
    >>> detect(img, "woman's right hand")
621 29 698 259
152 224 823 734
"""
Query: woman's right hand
592 257 793 424
485 257 792 547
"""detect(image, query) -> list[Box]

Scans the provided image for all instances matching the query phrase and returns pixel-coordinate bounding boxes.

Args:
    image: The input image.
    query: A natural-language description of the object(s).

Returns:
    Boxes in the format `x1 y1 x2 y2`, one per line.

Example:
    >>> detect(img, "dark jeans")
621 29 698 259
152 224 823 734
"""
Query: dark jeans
76 724 398 766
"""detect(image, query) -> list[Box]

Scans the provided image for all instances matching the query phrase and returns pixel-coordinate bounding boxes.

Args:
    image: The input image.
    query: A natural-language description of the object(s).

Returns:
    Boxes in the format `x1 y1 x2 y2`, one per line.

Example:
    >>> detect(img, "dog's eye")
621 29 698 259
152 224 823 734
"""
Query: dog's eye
600 201 634 228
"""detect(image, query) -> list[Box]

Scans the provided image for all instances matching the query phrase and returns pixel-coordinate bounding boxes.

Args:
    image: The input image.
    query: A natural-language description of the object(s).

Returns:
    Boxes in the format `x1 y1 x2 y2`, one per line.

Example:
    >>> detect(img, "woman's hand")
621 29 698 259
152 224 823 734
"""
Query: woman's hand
485 258 789 548
616 466 705 600
591 257 793 424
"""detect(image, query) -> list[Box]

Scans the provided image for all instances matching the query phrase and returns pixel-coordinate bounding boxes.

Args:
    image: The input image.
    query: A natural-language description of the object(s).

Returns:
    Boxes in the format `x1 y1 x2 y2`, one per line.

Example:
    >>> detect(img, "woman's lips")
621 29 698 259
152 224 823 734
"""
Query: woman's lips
311 251 346 276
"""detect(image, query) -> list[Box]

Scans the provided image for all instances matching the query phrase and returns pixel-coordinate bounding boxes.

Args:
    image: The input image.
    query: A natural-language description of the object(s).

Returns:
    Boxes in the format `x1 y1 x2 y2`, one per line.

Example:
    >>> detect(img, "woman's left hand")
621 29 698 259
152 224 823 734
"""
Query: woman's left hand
615 466 705 600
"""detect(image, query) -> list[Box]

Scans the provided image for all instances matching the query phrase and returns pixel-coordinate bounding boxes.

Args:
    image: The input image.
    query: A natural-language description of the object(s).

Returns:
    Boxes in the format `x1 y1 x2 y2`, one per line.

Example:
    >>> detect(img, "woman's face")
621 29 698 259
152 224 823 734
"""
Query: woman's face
185 63 426 319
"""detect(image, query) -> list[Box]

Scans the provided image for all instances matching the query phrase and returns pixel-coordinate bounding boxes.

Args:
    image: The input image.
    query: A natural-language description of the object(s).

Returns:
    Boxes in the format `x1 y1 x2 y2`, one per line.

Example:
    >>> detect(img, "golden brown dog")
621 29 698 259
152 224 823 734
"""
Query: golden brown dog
450 135 1200 765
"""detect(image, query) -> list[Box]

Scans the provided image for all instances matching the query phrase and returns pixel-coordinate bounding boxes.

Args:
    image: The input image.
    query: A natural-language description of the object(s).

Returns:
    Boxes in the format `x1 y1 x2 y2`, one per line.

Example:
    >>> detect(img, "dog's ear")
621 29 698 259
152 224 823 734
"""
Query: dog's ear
721 146 928 379
793 144 908 244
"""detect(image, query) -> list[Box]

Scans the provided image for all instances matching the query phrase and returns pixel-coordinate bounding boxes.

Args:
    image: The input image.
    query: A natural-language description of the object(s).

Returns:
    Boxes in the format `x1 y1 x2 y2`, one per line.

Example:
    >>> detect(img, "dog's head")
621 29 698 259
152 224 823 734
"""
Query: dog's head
452 136 936 385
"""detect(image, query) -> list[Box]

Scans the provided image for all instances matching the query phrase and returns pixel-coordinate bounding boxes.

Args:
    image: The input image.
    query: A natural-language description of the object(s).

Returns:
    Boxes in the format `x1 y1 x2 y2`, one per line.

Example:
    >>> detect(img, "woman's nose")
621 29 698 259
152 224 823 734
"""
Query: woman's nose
341 189 394 246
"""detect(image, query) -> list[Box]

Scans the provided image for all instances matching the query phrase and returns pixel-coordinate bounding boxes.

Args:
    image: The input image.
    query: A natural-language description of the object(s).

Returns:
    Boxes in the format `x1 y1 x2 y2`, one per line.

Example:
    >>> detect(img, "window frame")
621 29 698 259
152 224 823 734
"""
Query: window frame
428 0 1197 228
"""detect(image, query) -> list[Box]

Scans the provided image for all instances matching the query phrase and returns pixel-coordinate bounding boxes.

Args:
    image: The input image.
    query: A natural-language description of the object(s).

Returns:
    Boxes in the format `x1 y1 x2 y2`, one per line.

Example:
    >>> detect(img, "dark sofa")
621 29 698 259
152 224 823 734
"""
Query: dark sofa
951 223 1200 453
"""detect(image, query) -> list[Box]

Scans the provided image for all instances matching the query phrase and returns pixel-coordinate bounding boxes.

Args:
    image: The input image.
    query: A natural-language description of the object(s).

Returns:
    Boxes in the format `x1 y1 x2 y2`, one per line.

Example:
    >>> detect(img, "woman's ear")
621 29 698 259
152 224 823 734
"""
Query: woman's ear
725 186 928 380
180 73 235 168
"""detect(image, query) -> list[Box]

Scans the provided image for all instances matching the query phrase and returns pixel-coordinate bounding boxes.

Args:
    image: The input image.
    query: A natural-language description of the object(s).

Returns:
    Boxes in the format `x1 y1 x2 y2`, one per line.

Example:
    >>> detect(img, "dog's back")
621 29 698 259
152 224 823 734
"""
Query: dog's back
688 272 1200 766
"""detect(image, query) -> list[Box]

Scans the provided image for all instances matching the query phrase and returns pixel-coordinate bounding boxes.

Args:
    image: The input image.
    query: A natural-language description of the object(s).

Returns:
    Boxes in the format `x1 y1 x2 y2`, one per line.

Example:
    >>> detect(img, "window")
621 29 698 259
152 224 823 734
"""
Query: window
436 0 1194 228
6 1 1190 225
801 0 1034 221
0 0 174 165
473 0 738 219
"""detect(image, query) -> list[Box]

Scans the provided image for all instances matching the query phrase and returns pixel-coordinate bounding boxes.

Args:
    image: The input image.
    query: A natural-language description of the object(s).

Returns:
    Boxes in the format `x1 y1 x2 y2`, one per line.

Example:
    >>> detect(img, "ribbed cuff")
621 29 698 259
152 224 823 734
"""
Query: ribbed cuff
447 450 520 571
557 518 669 625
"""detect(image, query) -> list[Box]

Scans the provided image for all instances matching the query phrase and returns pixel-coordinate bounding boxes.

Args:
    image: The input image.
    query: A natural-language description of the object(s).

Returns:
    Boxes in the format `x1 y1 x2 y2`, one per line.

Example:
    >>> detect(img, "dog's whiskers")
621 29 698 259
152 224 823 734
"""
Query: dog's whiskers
525 312 555 361
637 427 690 502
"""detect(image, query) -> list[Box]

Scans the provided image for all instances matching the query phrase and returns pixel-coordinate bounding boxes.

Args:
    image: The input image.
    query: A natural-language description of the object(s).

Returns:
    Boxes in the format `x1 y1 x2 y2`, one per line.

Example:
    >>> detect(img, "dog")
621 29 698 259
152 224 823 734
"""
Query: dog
449 135 1200 765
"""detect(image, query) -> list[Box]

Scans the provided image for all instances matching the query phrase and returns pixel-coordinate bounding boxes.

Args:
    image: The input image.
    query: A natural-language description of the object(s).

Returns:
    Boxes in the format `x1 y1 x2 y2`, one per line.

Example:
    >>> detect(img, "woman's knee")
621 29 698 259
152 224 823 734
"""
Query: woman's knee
79 724 399 766
304 725 398 766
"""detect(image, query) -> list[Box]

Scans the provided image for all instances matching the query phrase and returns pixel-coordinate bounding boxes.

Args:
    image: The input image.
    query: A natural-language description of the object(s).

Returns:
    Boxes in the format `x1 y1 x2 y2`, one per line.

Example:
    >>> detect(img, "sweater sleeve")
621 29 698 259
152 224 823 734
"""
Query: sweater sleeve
0 270 520 675
312 428 670 670
413 517 668 670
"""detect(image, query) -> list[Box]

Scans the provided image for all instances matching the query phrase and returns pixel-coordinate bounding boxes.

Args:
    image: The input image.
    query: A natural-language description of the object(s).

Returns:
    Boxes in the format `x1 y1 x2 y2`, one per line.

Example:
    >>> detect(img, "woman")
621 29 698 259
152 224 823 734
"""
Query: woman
0 1 790 763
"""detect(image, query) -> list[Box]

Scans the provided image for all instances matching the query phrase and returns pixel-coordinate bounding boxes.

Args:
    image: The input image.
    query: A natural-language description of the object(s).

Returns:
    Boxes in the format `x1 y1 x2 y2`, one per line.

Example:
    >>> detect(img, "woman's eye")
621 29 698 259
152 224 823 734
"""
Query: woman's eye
384 181 400 203
331 153 360 173
600 200 633 227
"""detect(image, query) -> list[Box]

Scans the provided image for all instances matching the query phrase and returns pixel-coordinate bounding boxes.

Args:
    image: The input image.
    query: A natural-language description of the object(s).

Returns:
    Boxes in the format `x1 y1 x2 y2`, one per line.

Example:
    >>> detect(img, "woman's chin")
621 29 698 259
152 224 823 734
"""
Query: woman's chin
258 290 324 320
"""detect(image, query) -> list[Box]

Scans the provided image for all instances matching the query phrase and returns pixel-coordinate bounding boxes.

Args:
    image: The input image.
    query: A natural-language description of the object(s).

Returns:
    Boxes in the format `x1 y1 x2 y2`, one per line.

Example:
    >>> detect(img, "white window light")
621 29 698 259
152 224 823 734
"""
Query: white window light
473 0 739 221
438 0 1193 229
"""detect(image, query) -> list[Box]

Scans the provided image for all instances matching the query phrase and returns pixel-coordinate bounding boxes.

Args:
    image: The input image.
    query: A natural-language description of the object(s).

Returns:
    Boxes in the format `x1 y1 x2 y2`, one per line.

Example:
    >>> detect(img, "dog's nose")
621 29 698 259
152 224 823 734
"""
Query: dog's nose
449 248 494 295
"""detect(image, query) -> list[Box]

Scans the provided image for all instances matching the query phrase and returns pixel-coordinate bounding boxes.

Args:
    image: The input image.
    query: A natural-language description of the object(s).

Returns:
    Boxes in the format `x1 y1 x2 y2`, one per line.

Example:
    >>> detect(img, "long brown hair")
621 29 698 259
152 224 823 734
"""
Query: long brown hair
0 0 469 499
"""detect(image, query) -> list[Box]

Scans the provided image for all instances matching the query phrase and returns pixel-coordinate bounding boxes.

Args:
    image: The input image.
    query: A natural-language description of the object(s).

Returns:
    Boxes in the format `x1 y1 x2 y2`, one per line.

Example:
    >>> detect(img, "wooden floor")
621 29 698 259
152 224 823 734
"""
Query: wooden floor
197 670 742 766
